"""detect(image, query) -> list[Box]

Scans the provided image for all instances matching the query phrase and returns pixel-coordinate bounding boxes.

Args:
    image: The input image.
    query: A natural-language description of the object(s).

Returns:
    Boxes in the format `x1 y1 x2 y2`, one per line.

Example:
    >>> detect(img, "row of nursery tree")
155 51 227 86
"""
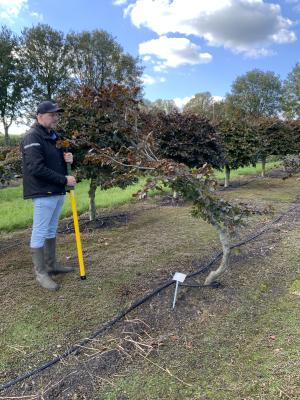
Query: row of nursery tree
1 82 300 208
0 19 299 284
2 83 300 285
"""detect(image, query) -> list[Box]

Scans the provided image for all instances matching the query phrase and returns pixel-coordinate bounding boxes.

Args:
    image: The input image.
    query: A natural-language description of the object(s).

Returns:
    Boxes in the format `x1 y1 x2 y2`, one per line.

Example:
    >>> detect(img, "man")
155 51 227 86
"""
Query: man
21 100 76 291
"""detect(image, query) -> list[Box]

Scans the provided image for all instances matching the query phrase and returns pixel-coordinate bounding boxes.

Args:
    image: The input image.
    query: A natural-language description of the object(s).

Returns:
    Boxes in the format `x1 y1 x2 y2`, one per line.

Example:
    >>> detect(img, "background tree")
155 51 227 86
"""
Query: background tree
250 118 294 177
21 24 71 105
66 30 143 91
183 92 213 118
183 93 228 122
144 99 178 114
0 26 31 145
226 69 282 119
215 117 259 187
282 63 300 120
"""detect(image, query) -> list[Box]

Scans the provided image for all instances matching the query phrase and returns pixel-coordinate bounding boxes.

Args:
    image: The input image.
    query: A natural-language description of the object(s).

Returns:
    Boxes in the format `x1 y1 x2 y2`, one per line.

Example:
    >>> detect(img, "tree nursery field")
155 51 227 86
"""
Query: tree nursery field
1 19 300 400
0 170 299 399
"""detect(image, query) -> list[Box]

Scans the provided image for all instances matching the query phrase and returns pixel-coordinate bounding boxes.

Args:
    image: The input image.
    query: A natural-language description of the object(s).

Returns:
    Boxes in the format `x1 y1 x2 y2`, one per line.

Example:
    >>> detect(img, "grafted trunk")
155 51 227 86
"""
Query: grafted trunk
88 178 97 221
224 164 230 188
204 227 231 285
4 125 10 146
261 156 266 178
172 190 178 206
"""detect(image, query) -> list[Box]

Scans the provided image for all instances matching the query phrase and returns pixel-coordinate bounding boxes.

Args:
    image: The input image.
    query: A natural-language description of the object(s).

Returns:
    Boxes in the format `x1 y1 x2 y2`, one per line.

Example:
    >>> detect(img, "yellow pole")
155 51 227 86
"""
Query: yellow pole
66 159 86 280
69 189 86 279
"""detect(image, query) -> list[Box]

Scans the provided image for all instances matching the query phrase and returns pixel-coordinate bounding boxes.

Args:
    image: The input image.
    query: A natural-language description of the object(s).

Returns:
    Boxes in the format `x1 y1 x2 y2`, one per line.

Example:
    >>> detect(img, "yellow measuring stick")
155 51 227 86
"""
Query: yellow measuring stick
66 159 86 280
69 189 86 280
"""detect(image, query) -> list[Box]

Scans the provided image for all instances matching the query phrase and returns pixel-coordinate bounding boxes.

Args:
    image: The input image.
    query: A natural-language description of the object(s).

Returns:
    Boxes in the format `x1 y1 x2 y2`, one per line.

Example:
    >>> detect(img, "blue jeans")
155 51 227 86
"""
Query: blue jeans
30 195 65 248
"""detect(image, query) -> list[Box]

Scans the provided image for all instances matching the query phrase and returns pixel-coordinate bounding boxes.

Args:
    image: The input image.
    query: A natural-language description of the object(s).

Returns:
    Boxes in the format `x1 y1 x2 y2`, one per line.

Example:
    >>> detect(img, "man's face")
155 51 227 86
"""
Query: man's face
37 112 59 130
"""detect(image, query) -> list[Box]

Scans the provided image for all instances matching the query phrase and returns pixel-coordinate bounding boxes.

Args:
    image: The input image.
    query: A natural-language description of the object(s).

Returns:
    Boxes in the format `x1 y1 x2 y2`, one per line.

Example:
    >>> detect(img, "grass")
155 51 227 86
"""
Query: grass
1 174 300 398
102 299 299 399
0 206 219 374
100 226 300 400
0 179 150 232
289 278 300 296
214 160 281 180
0 161 279 233
0 134 23 146
222 178 297 210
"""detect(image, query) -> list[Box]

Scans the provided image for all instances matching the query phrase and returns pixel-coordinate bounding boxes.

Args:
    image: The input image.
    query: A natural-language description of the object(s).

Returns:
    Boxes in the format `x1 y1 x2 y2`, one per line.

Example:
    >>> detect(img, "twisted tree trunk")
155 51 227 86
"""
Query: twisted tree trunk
172 190 178 206
88 178 97 221
4 125 10 146
224 164 230 188
204 226 231 285
261 156 266 178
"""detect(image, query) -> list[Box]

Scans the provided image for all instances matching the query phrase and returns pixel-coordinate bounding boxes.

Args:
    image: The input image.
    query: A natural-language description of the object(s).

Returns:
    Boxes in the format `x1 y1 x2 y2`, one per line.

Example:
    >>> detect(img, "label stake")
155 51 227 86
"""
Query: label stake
172 272 186 309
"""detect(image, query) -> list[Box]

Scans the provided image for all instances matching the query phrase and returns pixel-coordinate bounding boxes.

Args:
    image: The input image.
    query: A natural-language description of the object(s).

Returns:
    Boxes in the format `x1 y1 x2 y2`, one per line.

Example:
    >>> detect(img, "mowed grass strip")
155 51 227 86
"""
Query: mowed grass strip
214 160 281 180
221 176 298 214
101 287 300 400
0 205 220 375
1 174 299 386
0 161 279 232
0 179 148 232
100 222 300 400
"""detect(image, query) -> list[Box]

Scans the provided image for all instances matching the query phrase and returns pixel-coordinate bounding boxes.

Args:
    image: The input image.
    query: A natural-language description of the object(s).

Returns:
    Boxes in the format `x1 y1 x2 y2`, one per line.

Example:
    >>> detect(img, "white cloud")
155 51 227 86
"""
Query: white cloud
173 95 224 110
173 96 193 109
142 74 166 85
0 0 27 20
244 47 276 58
212 96 224 103
125 0 296 57
139 36 212 71
142 55 152 62
113 0 128 5
0 0 43 23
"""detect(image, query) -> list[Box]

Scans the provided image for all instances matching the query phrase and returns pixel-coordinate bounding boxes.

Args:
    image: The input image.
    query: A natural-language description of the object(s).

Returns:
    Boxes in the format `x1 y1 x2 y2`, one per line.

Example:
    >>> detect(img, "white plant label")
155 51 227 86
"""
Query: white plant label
172 272 186 283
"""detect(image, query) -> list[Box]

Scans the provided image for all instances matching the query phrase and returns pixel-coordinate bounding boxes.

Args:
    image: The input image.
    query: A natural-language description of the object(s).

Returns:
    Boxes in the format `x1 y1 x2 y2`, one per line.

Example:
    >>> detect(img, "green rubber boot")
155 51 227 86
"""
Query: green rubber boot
31 247 59 291
44 238 74 274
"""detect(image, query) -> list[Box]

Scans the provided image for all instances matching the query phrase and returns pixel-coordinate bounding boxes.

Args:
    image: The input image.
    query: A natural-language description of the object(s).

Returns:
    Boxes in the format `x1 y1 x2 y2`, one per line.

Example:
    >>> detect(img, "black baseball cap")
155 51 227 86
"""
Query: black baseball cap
36 101 64 114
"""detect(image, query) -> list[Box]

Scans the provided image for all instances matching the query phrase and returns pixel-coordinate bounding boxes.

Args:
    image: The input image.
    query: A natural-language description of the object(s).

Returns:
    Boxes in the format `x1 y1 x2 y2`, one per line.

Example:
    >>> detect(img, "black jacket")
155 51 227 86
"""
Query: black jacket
21 122 67 199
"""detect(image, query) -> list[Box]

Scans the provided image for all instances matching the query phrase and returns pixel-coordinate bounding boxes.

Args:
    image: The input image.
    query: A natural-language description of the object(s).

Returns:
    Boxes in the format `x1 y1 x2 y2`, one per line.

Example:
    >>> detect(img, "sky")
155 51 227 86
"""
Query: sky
1 0 300 112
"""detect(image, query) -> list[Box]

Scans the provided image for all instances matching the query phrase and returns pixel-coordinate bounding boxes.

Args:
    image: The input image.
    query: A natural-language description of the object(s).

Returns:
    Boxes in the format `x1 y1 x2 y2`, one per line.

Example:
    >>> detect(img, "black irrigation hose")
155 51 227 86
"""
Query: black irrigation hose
0 207 159 254
0 280 174 392
1 204 298 392
181 199 294 292
0 172 284 253
0 240 25 253
218 176 257 191
182 203 298 287
0 216 128 254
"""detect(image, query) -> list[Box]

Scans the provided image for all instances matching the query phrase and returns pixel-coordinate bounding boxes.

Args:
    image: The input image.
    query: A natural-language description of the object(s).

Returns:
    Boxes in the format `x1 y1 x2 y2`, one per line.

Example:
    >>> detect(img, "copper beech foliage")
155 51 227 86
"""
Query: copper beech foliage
215 117 300 169
1 84 277 283
282 120 300 175
137 110 225 170
57 84 261 233
58 84 141 188
59 116 271 285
